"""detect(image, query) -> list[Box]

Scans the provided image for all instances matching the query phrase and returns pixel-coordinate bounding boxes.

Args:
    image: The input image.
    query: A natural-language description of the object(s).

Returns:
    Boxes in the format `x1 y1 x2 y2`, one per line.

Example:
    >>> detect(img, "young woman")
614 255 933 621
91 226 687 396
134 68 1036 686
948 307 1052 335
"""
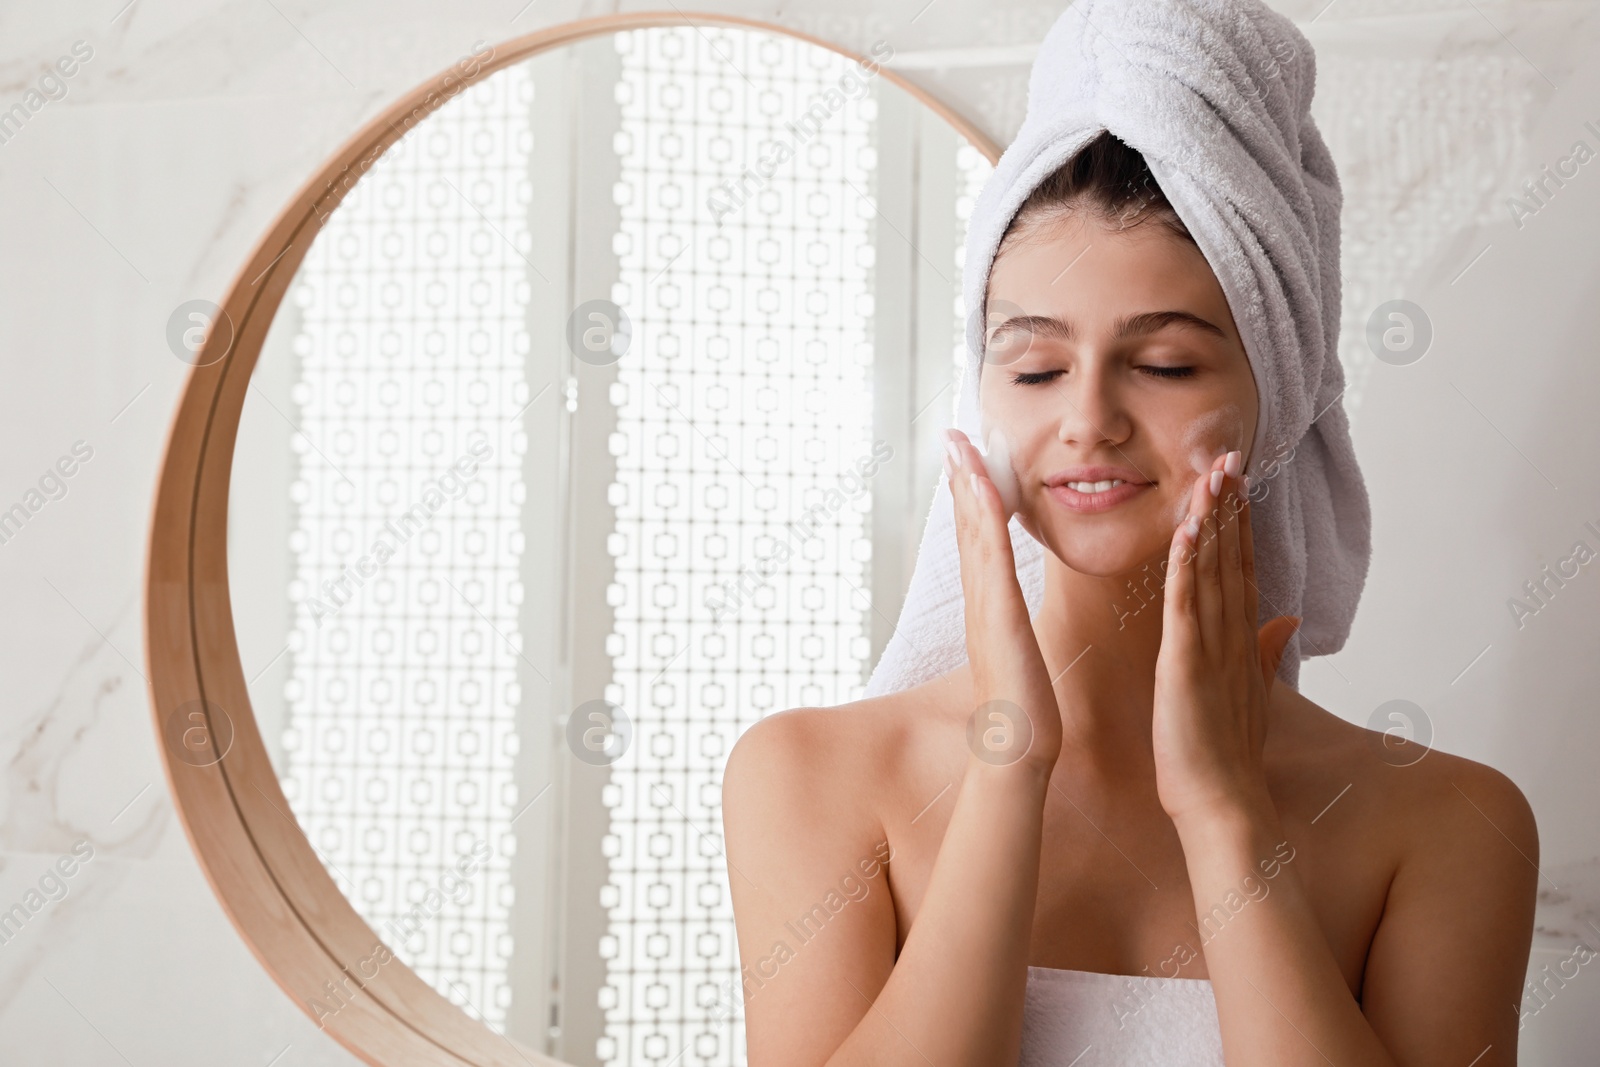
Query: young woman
722 132 1538 1066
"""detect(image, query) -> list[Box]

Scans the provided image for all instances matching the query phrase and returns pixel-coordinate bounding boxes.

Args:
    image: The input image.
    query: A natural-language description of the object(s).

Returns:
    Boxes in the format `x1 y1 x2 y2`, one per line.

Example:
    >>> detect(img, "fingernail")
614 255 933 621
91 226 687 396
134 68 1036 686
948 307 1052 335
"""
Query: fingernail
1209 469 1223 496
947 441 961 467
1224 450 1242 478
1185 514 1200 539
968 471 981 495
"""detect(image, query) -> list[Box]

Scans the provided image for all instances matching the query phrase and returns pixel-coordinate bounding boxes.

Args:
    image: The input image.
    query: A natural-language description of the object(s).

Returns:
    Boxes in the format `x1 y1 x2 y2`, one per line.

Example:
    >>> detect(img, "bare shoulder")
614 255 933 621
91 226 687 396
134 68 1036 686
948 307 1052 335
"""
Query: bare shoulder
1271 684 1538 862
1273 694 1536 844
723 688 929 850
720 692 927 1063
1404 742 1538 854
1278 692 1541 1056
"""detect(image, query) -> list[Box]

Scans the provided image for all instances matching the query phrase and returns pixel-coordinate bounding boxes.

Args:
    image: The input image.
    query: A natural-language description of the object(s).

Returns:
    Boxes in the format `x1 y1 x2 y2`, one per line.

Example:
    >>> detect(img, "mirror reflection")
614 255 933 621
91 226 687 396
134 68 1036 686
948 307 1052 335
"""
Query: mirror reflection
228 23 990 1062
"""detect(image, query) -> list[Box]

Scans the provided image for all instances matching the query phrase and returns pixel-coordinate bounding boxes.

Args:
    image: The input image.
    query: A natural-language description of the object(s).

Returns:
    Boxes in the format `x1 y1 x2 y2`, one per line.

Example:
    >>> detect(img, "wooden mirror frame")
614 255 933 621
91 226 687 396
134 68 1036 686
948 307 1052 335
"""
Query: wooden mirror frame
144 12 1000 1066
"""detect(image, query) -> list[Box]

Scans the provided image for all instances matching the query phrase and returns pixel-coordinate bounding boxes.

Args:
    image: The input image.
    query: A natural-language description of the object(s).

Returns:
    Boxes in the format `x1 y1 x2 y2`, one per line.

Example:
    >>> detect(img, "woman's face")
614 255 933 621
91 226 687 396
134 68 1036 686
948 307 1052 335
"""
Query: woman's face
979 211 1259 577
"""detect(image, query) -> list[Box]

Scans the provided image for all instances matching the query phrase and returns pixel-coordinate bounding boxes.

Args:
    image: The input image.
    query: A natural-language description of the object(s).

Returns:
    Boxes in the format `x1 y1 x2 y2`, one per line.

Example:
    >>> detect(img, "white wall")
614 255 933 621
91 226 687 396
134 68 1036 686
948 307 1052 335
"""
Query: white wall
1 0 1597 1062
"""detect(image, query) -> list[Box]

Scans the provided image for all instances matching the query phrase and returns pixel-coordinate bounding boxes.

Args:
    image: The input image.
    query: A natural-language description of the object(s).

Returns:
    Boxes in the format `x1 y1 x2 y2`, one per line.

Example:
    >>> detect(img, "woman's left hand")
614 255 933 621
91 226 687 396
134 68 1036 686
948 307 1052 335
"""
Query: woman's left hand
1152 450 1302 828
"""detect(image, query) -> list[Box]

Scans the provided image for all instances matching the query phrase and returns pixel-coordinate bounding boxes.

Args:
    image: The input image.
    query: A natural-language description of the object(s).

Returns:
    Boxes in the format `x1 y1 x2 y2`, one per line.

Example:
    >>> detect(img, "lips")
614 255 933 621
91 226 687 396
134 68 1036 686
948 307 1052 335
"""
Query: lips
1046 480 1151 513
1042 465 1152 514
1044 465 1148 486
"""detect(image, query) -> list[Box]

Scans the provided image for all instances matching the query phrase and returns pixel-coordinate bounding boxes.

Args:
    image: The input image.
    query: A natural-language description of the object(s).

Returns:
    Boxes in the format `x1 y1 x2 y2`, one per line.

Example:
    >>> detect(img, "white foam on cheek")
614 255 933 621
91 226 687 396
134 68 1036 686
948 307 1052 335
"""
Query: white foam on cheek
1171 403 1244 528
976 415 1022 520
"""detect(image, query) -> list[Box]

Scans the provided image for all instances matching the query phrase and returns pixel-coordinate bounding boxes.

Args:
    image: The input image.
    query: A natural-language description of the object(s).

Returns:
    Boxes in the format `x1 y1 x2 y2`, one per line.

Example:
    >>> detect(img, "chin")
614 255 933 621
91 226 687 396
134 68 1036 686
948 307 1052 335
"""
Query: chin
1020 509 1171 578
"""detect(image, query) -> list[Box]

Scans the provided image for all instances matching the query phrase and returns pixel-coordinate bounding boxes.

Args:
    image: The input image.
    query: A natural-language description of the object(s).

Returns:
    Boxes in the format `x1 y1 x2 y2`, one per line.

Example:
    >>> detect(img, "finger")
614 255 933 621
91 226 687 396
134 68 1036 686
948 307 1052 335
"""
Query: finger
946 430 974 535
946 431 987 610
949 430 1008 535
949 430 1037 703
946 430 974 499
1218 452 1247 658
949 430 983 494
946 429 1019 599
1162 491 1201 658
968 466 1007 535
1258 615 1301 691
964 429 999 486
1176 453 1213 545
1237 491 1260 634
1165 460 1212 624
1195 453 1226 660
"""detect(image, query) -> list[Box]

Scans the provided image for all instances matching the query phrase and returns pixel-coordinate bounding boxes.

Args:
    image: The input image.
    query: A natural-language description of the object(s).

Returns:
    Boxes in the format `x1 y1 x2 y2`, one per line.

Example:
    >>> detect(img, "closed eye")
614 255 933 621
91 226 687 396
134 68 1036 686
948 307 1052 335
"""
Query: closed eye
1007 366 1195 385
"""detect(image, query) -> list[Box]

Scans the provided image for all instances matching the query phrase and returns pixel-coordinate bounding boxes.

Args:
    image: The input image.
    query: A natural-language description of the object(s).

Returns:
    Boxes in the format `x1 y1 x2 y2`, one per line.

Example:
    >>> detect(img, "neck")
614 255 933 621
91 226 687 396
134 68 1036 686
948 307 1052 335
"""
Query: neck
1029 546 1171 775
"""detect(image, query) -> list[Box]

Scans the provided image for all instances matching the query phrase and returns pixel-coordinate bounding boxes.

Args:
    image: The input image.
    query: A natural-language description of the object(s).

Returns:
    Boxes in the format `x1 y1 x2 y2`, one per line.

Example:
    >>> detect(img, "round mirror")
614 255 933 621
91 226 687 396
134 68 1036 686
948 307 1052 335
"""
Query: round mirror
147 14 1000 1066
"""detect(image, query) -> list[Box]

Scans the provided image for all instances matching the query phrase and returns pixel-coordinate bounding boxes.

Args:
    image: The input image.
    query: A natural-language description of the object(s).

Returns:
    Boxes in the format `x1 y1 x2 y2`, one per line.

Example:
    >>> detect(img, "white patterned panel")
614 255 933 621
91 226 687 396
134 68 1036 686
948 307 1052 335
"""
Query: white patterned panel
596 27 878 1066
279 65 535 1028
954 141 996 381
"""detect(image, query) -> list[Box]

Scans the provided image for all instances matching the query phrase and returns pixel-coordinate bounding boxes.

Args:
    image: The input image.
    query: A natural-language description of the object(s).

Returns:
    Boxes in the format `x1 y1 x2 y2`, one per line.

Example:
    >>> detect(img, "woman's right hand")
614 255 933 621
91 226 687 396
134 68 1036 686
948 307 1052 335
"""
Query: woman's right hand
726 430 1065 1067
945 427 1063 777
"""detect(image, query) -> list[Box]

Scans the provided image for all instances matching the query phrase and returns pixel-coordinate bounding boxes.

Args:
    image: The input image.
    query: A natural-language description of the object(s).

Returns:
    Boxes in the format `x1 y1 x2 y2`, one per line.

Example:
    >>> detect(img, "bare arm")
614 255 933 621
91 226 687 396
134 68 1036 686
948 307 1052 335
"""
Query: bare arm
1157 456 1538 1064
1174 798 1398 1064
1171 760 1537 1066
723 432 1064 1067
723 716 1052 1067
1357 761 1539 1065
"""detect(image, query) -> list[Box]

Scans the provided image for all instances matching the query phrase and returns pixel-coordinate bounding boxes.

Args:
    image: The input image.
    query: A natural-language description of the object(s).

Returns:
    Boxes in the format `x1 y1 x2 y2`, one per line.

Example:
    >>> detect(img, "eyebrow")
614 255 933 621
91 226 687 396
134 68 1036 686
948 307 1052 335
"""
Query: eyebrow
990 309 1229 344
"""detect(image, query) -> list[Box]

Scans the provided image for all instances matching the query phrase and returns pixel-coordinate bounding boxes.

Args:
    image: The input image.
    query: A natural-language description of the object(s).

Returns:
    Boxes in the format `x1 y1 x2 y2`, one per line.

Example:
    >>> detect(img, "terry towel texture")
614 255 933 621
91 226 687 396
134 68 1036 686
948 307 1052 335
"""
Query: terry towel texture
865 0 1371 697
1018 967 1225 1066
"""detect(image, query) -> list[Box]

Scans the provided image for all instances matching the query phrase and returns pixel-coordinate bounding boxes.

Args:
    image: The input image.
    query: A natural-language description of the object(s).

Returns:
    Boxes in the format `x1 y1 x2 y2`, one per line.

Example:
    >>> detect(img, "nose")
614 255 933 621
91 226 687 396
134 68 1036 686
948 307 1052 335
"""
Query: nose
1054 363 1131 449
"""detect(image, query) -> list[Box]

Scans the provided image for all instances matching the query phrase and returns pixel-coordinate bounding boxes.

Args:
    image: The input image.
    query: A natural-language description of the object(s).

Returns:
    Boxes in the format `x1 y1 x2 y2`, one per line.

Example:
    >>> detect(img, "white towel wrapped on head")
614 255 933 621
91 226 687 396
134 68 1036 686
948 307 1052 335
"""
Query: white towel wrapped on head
865 0 1371 697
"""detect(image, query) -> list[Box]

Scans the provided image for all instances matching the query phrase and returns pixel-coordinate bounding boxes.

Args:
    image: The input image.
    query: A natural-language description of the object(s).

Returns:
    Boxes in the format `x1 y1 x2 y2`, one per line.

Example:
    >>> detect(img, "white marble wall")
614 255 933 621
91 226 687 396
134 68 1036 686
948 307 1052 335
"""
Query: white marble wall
1 0 1597 1063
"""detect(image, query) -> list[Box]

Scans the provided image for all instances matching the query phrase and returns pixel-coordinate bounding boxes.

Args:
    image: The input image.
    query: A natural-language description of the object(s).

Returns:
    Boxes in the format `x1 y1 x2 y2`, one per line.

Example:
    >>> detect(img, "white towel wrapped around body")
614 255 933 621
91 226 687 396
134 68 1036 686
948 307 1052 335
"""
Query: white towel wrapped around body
865 0 1371 697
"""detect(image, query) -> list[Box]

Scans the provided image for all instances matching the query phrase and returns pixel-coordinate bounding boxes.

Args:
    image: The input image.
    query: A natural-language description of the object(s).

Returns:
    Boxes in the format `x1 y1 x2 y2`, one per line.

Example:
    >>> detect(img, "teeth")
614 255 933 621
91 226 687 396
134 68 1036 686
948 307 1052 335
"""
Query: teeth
1066 479 1124 494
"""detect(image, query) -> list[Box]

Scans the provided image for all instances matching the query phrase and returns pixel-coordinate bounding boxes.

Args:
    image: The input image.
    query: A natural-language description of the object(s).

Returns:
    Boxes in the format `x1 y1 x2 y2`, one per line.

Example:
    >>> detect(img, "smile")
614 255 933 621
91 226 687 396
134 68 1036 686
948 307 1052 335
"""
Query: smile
1046 480 1150 513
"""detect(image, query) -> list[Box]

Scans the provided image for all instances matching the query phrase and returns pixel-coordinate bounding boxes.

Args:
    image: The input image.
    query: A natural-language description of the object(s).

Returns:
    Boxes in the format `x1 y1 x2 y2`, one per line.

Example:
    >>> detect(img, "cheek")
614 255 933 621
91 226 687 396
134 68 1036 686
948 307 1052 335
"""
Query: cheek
1167 402 1245 526
979 383 1056 443
1179 402 1245 475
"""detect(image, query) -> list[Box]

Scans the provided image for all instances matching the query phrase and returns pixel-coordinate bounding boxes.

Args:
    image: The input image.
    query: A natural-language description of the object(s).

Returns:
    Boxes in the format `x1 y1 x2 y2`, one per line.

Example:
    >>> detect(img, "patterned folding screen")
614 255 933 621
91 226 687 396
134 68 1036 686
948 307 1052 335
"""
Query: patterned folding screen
280 64 534 1028
275 25 993 1061
595 26 880 1066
